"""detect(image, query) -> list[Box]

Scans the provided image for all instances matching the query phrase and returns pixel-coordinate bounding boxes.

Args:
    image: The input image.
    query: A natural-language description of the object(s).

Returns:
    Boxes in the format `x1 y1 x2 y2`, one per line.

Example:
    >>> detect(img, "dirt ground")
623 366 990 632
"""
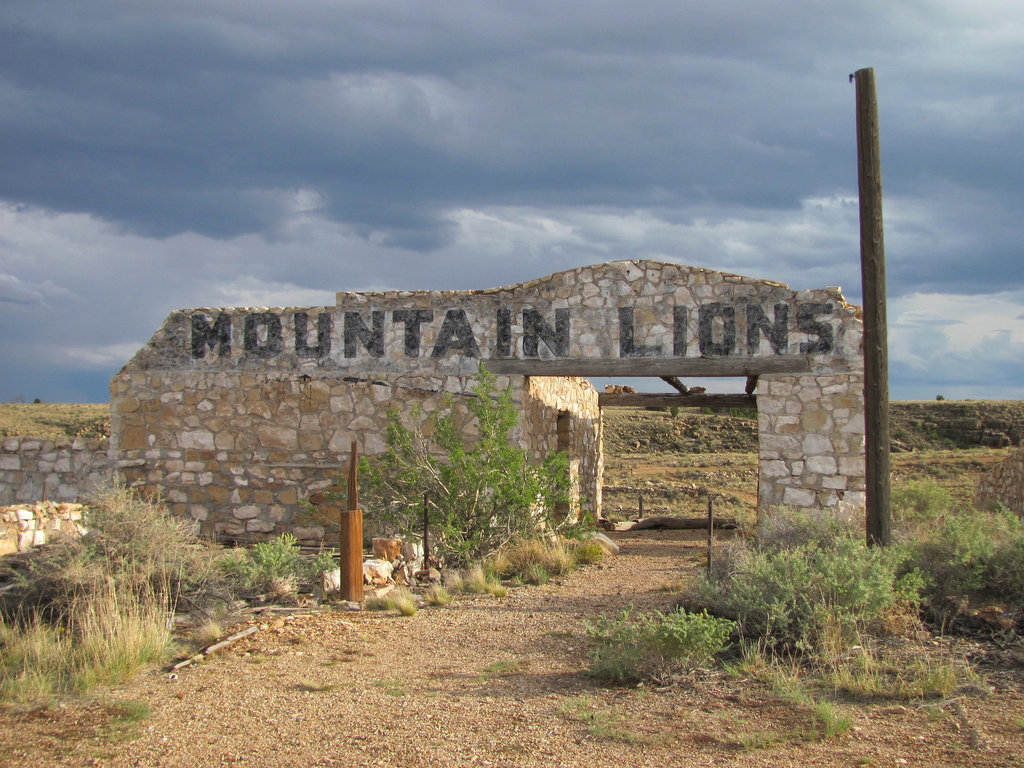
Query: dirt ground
3 529 1023 768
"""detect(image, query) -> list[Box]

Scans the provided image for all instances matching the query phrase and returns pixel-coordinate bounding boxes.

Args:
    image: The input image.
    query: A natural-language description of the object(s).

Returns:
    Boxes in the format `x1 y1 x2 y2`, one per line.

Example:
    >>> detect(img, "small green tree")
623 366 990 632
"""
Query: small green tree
359 366 571 568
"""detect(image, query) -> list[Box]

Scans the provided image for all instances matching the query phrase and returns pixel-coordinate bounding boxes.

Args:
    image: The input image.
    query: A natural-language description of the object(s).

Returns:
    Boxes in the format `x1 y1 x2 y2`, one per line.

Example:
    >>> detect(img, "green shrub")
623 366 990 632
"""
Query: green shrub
220 534 335 596
358 366 572 568
586 608 734 684
907 507 1024 608
891 480 952 525
688 509 920 651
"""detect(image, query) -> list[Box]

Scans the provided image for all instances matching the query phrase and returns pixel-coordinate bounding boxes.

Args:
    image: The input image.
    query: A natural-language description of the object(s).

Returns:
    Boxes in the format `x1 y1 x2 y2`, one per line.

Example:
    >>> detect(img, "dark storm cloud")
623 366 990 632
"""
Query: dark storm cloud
0 2 938 245
2 0 1024 401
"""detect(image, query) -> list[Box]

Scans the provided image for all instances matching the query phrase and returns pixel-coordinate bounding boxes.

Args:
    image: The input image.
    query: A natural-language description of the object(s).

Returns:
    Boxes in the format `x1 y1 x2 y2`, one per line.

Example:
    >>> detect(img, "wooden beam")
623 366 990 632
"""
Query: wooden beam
854 67 891 547
661 375 688 393
485 356 810 377
598 393 756 409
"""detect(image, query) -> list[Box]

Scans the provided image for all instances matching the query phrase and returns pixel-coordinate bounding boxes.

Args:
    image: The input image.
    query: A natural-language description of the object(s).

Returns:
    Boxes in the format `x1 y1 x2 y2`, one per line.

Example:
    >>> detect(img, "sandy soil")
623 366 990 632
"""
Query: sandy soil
3 529 1023 768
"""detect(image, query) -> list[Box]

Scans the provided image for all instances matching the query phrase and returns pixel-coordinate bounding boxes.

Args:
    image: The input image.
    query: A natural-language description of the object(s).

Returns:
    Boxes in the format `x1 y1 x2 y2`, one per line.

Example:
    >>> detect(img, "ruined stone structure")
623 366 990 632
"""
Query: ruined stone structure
0 436 112 507
110 260 865 543
976 447 1024 517
0 501 87 557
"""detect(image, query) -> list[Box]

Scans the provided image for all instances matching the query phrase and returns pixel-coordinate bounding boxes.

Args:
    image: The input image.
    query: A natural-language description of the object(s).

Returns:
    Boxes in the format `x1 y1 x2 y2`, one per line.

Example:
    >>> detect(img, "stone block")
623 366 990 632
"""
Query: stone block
180 431 215 450
805 456 837 475
293 525 326 541
583 531 620 556
234 505 260 519
257 424 297 451
782 487 816 508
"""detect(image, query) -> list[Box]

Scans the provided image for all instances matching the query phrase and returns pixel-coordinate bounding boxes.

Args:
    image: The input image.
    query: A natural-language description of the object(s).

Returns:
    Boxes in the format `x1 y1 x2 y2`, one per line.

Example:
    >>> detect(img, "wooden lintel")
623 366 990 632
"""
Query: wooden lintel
486 357 810 377
598 393 757 409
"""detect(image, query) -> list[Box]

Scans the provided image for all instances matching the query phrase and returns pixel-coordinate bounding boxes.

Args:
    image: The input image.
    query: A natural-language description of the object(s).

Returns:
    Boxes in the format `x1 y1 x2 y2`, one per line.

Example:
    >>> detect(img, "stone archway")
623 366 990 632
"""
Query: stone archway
110 260 865 542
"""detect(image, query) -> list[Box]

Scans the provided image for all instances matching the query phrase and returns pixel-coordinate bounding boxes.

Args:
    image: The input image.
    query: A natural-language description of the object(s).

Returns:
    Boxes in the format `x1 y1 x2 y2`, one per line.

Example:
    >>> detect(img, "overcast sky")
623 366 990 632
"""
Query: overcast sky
2 1 1022 403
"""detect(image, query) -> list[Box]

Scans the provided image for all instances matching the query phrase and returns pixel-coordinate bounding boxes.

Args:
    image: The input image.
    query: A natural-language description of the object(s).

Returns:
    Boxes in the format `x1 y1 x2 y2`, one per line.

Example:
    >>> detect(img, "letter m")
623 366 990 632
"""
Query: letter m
191 313 231 359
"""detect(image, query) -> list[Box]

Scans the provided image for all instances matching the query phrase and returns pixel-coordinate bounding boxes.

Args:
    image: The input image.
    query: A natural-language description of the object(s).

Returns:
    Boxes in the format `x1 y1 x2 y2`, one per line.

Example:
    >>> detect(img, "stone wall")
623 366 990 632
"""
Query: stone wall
523 376 603 517
757 372 866 515
111 259 865 535
110 370 590 545
0 501 87 557
0 436 112 506
976 447 1024 517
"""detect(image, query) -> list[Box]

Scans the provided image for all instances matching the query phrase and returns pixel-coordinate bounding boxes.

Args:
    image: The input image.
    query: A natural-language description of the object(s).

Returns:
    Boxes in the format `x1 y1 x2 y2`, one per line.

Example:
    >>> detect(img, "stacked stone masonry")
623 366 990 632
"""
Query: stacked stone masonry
110 260 866 541
0 436 112 507
0 501 88 557
976 447 1024 517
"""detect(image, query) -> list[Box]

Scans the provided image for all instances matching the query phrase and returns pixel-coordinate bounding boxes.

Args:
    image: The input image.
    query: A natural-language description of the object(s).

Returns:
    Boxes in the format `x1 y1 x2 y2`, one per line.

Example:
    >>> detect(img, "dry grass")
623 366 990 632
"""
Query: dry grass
489 537 576 584
457 564 506 596
0 583 173 705
0 402 109 439
424 584 453 606
365 588 418 616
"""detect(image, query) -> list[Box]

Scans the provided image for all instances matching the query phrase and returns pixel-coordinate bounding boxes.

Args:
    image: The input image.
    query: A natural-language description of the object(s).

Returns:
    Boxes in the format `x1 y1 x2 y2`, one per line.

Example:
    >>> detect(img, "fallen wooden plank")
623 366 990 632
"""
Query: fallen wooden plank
169 624 259 670
598 392 756 409
604 515 739 531
202 625 259 655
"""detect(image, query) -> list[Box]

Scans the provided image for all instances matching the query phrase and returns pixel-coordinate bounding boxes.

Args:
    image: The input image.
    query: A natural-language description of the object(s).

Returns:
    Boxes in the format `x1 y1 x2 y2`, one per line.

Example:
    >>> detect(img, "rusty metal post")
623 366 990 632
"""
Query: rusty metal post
339 440 363 602
422 493 431 566
347 439 358 512
706 494 714 574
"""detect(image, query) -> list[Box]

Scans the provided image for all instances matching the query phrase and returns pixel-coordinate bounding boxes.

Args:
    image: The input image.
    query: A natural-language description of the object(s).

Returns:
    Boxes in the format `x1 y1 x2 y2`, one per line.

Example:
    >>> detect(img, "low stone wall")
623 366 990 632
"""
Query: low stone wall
976 447 1024 517
111 371 600 545
0 501 87 557
0 436 113 507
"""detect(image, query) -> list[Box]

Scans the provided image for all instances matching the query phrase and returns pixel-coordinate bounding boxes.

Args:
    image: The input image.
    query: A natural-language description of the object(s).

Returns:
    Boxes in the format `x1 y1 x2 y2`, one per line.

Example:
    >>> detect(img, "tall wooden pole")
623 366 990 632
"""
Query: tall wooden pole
854 68 891 546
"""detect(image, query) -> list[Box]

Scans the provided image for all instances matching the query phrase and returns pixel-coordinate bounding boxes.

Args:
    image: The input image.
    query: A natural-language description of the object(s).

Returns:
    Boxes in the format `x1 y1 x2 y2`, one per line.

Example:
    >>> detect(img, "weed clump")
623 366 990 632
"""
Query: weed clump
687 509 920 652
423 584 452 606
488 535 604 585
365 588 418 616
0 486 199 703
903 505 1024 614
3 485 222 623
219 533 335 599
585 608 734 684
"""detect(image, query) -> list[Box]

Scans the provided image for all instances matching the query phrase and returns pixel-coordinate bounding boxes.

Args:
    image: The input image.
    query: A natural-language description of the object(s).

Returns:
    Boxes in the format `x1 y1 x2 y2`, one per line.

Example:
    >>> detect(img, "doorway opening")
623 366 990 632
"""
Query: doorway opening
598 377 759 529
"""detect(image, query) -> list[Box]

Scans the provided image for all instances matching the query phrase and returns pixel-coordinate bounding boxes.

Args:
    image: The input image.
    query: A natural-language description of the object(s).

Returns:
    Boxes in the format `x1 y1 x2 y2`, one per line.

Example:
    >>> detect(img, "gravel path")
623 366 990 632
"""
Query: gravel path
3 530 1022 767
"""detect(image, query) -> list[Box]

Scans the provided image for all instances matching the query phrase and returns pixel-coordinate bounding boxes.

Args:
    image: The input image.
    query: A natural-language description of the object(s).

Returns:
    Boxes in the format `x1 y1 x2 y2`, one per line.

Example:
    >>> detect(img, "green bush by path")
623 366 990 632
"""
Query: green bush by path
219 533 336 597
686 509 921 652
586 608 734 684
905 505 1024 611
358 365 573 568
